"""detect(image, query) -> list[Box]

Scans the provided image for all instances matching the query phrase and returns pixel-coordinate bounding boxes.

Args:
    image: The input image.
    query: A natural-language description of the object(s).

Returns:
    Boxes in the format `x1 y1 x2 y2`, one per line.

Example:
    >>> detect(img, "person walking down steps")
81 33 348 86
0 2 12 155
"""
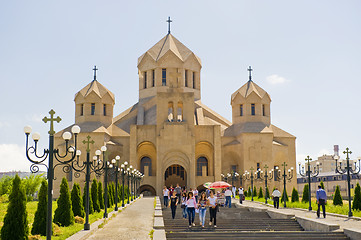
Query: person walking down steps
197 192 207 228
163 186 169 208
207 191 218 228
181 192 188 219
186 191 197 228
169 191 179 219
238 186 244 204
272 188 281 209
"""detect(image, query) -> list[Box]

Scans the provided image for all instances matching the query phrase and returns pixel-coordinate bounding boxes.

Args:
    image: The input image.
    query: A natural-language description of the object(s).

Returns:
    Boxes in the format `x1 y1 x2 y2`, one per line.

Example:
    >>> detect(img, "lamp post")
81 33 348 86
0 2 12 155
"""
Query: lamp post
127 167 131 204
298 156 319 211
334 148 361 217
121 161 128 207
24 110 80 240
255 165 274 204
72 138 107 230
110 156 121 211
275 162 294 208
242 167 255 201
100 151 111 218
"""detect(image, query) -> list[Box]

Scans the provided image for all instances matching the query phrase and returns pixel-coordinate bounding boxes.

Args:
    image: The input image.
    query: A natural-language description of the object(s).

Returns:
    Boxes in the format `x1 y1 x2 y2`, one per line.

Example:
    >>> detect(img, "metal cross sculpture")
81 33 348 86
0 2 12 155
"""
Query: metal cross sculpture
93 65 98 81
167 16 172 34
247 66 253 81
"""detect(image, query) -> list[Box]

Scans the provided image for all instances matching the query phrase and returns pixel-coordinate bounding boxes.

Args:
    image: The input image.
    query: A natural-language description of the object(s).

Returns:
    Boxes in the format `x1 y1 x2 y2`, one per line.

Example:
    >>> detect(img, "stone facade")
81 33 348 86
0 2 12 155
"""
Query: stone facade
53 33 297 197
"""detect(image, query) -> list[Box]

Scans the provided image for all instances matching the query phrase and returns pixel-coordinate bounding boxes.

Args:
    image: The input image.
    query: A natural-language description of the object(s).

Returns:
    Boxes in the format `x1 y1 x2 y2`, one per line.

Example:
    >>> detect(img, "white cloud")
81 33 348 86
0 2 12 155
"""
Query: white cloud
26 114 44 123
0 144 31 172
317 148 330 156
266 74 289 85
0 121 11 128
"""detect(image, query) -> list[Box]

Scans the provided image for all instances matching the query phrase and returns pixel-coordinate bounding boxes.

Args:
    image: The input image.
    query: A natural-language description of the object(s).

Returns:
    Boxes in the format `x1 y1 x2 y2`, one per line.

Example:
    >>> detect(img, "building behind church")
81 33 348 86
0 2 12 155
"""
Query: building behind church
53 31 297 197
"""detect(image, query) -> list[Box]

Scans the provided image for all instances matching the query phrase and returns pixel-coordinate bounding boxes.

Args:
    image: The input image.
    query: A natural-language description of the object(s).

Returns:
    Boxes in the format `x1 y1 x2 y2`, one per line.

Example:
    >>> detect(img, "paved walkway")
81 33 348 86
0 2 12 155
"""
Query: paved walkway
87 197 154 240
234 198 361 231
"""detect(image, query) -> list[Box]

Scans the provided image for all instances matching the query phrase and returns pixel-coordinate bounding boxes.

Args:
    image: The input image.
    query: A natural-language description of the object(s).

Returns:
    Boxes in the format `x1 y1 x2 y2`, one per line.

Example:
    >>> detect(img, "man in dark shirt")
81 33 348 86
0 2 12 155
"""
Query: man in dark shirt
316 185 327 218
175 183 182 202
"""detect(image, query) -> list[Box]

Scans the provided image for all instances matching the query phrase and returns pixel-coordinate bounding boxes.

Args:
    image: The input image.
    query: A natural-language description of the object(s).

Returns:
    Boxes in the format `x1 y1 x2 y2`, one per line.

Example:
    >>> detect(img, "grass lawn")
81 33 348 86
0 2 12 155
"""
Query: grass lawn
0 200 115 240
241 195 361 217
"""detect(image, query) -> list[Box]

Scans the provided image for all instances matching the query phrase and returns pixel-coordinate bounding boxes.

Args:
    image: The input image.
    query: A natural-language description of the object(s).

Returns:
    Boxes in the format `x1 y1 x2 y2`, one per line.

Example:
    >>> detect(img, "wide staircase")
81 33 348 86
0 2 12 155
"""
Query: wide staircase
163 204 349 240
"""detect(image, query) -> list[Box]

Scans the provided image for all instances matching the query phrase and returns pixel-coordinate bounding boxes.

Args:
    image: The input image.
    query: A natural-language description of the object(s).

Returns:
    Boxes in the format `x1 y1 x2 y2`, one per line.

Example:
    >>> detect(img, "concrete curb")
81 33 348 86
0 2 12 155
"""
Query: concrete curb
296 215 340 232
343 228 361 240
152 196 166 240
66 197 140 240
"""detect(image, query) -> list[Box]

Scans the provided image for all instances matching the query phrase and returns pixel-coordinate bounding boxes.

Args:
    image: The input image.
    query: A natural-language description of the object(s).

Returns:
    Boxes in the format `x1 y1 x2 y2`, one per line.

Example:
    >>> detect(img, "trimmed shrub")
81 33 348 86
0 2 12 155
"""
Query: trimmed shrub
53 178 74 226
247 186 252 197
71 183 84 218
31 179 47 235
258 187 263 198
302 184 309 202
108 185 113 206
244 190 248 197
352 182 361 211
253 186 257 197
83 185 93 214
333 185 343 206
1 175 29 240
98 181 104 209
281 188 289 202
111 183 116 203
291 187 299 202
320 181 325 190
91 179 100 212
265 187 270 199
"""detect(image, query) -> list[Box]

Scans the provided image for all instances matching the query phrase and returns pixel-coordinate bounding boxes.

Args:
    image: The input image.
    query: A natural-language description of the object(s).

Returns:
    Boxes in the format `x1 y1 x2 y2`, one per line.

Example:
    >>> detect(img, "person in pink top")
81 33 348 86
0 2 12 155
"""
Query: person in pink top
186 191 197 228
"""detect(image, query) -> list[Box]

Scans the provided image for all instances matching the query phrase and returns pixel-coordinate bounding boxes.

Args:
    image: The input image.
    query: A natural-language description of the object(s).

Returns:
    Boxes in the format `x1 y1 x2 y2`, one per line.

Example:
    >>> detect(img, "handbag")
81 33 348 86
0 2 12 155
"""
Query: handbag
195 208 199 213
181 204 186 208
242 195 245 200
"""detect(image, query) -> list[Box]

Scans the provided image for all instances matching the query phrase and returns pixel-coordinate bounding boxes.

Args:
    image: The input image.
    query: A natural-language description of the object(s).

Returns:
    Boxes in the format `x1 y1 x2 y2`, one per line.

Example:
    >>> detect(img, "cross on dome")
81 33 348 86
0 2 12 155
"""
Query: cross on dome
167 16 172 34
93 65 98 81
247 66 253 81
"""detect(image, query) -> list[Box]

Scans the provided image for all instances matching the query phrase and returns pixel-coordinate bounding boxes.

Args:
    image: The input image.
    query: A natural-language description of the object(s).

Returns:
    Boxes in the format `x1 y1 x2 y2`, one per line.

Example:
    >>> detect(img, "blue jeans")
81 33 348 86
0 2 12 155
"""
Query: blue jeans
225 196 232 208
187 207 195 225
163 196 168 207
182 206 187 218
199 207 206 226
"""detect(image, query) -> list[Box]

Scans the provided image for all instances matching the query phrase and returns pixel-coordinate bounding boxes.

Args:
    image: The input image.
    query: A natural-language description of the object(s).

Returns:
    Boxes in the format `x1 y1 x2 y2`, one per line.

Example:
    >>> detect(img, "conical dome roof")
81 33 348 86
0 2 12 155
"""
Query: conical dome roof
231 80 270 101
138 34 201 65
75 80 115 101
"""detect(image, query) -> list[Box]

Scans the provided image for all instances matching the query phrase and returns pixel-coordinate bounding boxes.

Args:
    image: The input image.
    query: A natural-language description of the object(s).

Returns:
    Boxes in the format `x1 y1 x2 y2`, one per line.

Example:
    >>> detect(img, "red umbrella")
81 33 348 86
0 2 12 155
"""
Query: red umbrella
209 181 231 189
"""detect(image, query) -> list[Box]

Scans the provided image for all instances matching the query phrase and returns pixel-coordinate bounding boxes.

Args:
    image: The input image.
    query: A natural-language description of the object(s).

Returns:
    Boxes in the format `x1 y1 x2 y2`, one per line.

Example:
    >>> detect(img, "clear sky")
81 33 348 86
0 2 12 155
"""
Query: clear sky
0 1 360 172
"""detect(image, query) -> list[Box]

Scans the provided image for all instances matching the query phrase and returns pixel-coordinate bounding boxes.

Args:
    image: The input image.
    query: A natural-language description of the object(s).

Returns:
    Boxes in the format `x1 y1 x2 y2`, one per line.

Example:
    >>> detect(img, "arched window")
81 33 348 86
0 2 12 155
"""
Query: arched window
197 157 208 176
140 157 152 176
177 101 183 122
168 102 174 122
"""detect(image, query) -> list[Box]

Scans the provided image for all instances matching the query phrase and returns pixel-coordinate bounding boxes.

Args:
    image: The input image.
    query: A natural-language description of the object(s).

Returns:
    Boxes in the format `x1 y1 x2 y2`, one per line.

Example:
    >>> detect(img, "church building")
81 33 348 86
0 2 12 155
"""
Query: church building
53 27 297 197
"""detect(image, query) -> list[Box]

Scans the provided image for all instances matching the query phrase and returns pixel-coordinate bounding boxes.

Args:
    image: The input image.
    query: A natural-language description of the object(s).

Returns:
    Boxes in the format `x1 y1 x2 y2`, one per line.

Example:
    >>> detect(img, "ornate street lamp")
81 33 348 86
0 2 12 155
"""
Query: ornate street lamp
334 148 361 217
110 156 121 211
24 110 80 240
121 161 128 207
127 166 131 204
242 167 255 201
226 171 239 187
72 137 107 230
298 156 319 211
255 165 274 204
274 162 294 208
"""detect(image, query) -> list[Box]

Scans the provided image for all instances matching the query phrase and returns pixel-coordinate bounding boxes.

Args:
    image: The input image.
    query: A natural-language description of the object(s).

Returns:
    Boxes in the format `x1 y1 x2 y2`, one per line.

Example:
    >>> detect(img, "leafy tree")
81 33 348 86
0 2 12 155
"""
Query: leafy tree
91 179 100 212
53 178 74 226
281 188 289 202
31 179 47 235
83 185 93 214
265 187 270 199
302 184 309 202
0 175 14 196
258 187 263 198
1 175 29 240
98 181 104 209
320 181 325 190
333 185 343 206
22 173 45 201
71 183 84 218
352 182 361 211
291 187 299 202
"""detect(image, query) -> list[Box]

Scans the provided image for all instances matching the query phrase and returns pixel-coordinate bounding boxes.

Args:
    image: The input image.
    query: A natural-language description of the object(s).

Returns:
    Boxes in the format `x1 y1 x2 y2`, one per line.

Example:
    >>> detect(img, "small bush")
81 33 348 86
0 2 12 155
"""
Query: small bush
333 185 343 206
71 183 84 218
53 178 74 226
258 187 263 198
83 185 94 214
244 190 248 197
74 216 85 224
281 188 289 202
28 235 41 240
31 179 47 235
291 187 299 202
91 179 100 212
302 184 309 203
247 186 252 197
52 223 62 236
98 181 104 209
265 187 270 199
352 182 361 211
253 186 257 197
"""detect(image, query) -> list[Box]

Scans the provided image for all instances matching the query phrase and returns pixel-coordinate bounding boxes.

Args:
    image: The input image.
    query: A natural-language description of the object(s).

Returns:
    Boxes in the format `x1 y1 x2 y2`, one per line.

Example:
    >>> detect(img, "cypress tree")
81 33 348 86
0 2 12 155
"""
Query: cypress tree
83 185 93 214
320 181 325 190
108 185 113 206
302 184 309 202
31 179 47 236
333 185 343 206
244 190 248 197
53 177 74 226
291 187 299 202
111 183 116 204
281 188 289 202
352 182 361 211
265 187 270 199
91 179 100 212
247 186 252 197
258 187 263 198
1 175 29 240
98 181 104 209
71 183 84 218
253 186 257 197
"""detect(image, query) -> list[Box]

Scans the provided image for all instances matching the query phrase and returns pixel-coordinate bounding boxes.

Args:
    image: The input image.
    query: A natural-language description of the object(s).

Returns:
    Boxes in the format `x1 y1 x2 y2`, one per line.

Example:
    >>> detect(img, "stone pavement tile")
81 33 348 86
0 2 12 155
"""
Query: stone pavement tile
87 197 154 240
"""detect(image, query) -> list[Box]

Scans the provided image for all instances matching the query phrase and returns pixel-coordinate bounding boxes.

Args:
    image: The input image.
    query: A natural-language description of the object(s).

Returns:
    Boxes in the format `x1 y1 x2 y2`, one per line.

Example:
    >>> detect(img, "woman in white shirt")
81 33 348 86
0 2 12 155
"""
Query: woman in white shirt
163 186 169 208
186 191 197 227
238 187 244 204
207 191 218 227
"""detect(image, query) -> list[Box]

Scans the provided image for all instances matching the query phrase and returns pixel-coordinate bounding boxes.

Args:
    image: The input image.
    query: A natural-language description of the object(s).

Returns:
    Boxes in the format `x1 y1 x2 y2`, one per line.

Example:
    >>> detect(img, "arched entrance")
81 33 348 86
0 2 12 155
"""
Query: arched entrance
164 164 187 188
139 185 156 196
